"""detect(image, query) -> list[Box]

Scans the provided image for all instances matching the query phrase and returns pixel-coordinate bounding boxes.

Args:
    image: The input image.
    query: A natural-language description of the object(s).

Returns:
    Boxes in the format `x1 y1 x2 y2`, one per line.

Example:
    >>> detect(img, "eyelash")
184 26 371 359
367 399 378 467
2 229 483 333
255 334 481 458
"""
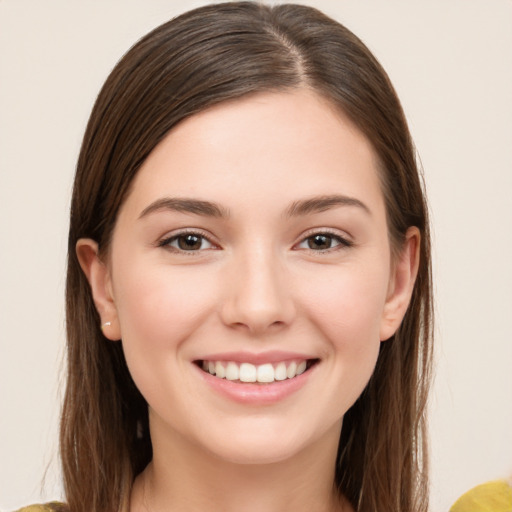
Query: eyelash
158 229 352 254
295 229 353 253
158 230 218 253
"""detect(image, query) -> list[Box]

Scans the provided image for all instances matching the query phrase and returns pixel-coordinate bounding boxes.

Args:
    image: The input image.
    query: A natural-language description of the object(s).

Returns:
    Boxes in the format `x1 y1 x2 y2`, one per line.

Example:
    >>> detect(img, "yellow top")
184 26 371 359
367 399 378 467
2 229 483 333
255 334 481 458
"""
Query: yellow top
16 480 512 512
450 480 512 512
16 504 67 512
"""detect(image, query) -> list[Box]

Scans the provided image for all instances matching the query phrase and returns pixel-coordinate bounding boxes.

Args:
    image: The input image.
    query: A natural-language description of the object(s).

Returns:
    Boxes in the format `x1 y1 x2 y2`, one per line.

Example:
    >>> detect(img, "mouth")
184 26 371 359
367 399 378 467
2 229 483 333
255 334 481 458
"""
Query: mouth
195 358 320 384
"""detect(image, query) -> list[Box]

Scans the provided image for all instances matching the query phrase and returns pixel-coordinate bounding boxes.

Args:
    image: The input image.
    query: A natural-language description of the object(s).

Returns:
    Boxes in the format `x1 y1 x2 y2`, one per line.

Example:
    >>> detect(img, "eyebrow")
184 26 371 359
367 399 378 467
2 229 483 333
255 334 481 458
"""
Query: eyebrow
139 194 370 220
139 197 230 219
285 194 371 217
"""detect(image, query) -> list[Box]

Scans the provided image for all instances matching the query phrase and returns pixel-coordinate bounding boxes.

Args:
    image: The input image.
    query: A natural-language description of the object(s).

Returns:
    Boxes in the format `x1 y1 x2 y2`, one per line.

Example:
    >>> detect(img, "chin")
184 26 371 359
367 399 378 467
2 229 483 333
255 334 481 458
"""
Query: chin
198 419 332 466
208 439 303 466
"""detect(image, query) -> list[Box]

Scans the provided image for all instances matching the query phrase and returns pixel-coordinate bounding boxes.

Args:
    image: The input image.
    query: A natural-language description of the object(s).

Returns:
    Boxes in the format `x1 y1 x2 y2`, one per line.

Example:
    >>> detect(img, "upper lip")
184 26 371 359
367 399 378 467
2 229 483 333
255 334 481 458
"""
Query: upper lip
195 350 318 365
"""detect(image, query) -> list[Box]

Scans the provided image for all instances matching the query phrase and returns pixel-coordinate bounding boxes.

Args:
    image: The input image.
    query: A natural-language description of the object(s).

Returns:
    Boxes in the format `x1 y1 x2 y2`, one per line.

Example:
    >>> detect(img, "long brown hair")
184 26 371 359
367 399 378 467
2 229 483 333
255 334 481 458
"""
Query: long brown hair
62 3 433 511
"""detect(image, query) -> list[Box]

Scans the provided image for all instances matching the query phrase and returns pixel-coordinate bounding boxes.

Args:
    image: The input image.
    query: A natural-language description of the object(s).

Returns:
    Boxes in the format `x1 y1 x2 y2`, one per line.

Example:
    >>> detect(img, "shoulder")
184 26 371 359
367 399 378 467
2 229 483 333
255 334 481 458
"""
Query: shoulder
450 479 512 512
15 503 68 512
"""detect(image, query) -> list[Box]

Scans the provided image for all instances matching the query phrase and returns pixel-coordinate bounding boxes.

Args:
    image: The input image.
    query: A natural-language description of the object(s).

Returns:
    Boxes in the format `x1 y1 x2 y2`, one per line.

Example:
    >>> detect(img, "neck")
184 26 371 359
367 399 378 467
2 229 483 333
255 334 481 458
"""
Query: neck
131 420 348 512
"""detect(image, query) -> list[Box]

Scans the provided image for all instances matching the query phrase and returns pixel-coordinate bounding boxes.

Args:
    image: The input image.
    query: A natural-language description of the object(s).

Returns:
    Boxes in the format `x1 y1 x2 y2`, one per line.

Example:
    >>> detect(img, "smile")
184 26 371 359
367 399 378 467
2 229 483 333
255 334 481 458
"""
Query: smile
199 359 318 384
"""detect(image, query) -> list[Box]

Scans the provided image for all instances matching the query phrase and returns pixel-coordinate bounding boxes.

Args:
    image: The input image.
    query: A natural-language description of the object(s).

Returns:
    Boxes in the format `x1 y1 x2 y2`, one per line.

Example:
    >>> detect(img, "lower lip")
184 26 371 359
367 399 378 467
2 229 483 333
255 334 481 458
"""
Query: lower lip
194 363 316 405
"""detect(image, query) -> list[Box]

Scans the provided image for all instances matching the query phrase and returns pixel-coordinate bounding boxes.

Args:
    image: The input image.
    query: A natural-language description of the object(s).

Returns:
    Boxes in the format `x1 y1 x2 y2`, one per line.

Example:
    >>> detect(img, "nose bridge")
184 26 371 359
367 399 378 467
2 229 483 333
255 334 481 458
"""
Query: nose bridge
221 242 295 333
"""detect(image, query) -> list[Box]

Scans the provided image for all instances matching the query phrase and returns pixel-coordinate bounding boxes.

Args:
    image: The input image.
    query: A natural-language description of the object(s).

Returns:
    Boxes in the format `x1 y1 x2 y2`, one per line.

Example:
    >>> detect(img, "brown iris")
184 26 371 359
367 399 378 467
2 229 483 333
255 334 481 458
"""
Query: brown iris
177 234 203 250
308 234 334 250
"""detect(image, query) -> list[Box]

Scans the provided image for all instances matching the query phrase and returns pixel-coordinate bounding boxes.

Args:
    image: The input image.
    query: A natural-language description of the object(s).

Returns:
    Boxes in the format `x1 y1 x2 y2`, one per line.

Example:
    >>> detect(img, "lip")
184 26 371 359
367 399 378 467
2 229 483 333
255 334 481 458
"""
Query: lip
196 350 316 365
193 352 319 405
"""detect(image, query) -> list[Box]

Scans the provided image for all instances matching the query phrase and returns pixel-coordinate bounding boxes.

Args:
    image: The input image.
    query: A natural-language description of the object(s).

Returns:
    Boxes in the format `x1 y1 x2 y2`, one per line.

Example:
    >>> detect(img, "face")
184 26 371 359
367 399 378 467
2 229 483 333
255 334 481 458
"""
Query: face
80 89 417 466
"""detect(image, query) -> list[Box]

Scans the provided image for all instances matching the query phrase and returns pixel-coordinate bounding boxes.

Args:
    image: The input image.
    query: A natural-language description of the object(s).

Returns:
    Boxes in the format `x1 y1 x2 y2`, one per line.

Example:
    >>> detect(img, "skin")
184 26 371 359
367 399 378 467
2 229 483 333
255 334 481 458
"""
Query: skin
78 89 420 512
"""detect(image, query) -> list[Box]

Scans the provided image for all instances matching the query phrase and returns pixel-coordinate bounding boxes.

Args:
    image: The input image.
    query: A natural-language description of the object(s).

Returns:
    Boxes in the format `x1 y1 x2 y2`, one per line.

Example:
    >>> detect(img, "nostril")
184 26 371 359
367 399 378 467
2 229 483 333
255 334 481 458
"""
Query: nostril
218 271 296 333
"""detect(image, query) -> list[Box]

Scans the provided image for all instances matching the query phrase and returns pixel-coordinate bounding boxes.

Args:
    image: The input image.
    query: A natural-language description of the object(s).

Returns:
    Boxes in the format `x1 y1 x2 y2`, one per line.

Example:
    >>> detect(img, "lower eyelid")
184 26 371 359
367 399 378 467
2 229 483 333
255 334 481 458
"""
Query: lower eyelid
157 230 352 252
296 233 352 251
158 232 217 251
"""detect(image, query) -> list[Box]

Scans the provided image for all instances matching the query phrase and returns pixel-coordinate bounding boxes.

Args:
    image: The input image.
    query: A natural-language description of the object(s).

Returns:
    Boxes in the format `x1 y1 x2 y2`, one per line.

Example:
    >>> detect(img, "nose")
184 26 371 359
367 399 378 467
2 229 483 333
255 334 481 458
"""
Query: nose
219 246 296 335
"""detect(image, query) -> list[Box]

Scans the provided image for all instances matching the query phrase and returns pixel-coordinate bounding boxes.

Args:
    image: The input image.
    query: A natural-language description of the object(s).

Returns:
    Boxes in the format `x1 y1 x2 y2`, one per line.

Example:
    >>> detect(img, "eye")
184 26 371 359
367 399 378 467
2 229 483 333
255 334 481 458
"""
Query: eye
160 232 216 252
296 232 351 251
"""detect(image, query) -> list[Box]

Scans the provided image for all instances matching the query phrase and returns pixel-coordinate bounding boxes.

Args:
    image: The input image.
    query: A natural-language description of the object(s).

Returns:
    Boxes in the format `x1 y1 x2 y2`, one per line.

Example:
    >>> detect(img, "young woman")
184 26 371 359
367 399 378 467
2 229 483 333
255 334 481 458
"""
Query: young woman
21 2 434 511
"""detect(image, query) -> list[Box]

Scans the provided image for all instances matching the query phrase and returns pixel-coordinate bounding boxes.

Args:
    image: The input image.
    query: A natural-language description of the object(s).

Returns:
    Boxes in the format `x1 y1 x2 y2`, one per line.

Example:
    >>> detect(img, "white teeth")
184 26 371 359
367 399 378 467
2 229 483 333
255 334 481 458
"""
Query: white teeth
225 362 239 381
215 361 226 378
239 363 257 382
286 361 297 379
201 359 313 383
296 361 307 375
274 362 287 381
257 363 275 383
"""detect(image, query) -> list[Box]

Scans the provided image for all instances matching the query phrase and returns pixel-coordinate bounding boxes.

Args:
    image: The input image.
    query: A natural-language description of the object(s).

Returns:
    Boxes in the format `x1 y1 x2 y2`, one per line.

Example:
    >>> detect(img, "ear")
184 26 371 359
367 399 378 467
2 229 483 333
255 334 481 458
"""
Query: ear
380 227 421 341
76 238 121 341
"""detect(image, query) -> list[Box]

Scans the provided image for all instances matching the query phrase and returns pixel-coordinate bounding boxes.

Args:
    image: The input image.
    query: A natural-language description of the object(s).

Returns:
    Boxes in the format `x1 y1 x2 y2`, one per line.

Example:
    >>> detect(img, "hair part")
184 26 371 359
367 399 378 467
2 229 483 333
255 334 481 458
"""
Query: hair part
63 3 433 511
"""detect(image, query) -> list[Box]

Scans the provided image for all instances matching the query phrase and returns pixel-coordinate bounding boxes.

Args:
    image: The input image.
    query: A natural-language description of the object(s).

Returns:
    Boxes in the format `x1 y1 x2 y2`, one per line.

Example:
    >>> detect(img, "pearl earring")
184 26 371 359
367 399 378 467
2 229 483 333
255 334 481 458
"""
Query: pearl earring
101 321 112 331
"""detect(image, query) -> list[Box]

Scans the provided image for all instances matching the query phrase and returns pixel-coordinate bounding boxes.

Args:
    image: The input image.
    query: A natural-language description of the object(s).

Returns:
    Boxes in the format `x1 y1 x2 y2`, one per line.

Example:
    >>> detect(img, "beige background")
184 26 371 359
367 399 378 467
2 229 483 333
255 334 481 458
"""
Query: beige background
1 0 511 510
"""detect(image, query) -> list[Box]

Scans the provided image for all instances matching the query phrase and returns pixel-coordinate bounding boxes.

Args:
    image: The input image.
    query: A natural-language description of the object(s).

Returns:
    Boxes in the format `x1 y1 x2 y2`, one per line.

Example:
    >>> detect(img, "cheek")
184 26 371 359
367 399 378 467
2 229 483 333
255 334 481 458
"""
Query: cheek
295 262 389 397
300 263 389 342
115 256 217 325
111 259 219 374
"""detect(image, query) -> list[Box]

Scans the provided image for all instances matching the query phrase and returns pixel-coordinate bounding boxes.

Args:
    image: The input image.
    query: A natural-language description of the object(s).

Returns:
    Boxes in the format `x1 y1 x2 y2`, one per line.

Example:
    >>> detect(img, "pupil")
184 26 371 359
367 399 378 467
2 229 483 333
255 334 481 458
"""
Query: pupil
179 234 201 250
309 234 331 250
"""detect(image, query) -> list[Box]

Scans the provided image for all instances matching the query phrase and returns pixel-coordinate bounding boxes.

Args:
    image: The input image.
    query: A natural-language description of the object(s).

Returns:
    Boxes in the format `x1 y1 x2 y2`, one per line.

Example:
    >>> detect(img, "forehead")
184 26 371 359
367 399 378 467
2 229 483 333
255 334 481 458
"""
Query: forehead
119 89 385 219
